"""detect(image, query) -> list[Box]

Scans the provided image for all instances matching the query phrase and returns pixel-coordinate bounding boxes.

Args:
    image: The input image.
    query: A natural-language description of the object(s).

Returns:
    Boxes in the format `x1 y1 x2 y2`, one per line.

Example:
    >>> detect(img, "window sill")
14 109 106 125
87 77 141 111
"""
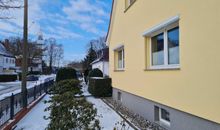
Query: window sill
124 0 136 13
145 65 180 71
114 69 125 72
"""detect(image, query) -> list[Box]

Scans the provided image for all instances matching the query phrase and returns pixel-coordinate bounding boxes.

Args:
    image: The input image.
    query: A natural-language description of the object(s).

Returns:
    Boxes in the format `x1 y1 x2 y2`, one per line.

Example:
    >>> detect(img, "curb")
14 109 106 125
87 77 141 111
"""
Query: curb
2 93 47 130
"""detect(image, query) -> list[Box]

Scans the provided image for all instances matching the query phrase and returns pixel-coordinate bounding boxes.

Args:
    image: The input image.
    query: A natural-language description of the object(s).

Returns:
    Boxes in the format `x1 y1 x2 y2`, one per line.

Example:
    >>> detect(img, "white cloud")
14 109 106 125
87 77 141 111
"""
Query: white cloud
44 26 82 39
63 0 109 35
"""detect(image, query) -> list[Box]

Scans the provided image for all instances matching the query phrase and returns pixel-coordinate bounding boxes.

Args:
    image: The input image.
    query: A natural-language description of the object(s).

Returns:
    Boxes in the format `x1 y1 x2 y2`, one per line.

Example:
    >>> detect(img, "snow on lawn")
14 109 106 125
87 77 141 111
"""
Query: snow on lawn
14 95 50 130
87 97 134 130
14 82 134 130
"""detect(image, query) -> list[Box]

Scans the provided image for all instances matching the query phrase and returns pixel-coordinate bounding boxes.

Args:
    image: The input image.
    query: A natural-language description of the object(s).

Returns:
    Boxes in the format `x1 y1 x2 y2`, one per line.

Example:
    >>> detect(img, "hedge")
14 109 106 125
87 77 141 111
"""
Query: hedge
56 68 77 82
49 79 80 95
88 68 103 78
88 77 112 97
0 74 18 82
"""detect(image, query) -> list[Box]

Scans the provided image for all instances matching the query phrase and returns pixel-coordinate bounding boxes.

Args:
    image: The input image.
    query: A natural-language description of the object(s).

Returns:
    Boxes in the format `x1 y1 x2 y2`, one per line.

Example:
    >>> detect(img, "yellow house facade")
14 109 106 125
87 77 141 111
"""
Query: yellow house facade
106 0 220 130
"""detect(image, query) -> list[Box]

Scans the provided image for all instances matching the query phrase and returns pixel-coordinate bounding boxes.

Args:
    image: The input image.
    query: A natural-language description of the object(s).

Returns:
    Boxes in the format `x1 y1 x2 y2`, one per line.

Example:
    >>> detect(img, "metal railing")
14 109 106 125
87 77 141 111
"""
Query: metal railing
0 80 54 127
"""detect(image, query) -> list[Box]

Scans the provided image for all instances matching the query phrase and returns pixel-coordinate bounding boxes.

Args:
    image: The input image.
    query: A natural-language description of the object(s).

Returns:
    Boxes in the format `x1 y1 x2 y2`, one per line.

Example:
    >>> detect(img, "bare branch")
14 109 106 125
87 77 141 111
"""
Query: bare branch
0 0 23 19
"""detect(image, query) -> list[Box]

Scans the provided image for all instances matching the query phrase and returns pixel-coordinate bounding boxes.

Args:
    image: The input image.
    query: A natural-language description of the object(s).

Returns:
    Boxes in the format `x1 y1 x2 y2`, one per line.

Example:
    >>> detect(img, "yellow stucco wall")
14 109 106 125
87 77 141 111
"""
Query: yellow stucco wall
107 0 220 124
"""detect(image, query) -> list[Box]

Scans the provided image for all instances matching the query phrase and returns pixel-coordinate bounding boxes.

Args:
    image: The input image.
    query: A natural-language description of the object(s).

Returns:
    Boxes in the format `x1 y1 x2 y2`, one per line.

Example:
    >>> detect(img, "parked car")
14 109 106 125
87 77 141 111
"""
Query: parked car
27 75 39 81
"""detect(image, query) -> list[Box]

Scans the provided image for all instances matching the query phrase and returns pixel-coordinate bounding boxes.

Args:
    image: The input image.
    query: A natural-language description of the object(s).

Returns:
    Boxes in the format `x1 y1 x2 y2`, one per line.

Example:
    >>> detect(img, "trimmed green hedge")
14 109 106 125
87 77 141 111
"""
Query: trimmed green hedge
49 79 81 95
88 68 103 78
88 77 112 97
56 68 77 82
0 74 17 82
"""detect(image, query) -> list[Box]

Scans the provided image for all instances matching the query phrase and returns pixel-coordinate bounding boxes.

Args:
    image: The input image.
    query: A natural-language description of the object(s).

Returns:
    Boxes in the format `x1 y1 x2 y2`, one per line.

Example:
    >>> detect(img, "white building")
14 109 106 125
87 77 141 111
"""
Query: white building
28 34 44 73
91 48 109 76
0 43 16 74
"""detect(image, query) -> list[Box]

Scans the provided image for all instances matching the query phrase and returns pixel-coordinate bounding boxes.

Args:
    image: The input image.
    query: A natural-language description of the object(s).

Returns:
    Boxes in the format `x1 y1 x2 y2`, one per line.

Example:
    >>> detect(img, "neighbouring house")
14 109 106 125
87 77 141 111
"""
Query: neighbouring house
0 43 16 74
16 56 43 74
106 0 220 130
15 34 44 74
91 48 109 76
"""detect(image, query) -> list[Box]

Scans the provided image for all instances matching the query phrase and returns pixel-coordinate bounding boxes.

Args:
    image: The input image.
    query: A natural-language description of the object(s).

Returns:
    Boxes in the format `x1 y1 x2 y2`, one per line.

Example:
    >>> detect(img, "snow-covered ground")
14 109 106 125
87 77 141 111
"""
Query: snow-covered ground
14 82 135 130
14 95 51 130
87 97 134 130
0 74 55 100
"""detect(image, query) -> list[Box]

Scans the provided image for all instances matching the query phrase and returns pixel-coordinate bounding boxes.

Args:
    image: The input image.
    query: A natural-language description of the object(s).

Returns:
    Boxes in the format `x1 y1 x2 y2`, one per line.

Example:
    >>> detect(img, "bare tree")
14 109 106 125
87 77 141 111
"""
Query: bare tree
86 36 107 52
45 38 56 72
56 44 64 67
1 37 45 59
0 0 23 19
45 38 63 71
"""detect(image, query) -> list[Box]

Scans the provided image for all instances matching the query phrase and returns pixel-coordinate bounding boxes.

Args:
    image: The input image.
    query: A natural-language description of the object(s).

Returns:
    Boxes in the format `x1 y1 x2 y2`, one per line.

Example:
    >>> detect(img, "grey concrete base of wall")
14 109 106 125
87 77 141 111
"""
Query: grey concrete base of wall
112 88 220 130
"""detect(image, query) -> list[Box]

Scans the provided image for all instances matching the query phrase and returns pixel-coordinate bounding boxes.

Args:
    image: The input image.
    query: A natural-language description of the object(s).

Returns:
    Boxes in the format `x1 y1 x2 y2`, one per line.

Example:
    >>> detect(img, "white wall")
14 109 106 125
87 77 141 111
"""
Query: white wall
3 57 15 68
0 55 15 73
103 61 109 76
0 55 3 67
92 61 109 76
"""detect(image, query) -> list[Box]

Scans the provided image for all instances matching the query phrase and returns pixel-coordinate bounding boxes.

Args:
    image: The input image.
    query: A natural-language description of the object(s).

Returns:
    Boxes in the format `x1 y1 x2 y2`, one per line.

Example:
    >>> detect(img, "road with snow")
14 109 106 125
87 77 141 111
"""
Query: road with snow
0 75 55 100
0 82 35 95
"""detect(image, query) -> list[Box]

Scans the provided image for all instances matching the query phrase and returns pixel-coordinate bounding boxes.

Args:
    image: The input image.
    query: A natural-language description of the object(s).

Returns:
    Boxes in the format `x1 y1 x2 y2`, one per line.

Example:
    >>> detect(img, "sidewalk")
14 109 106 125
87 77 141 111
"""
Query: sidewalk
14 95 51 130
14 82 135 130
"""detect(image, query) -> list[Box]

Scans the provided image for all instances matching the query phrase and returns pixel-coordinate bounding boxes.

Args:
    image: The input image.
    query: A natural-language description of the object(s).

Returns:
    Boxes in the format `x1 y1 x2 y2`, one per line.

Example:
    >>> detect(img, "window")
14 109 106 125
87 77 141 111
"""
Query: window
155 106 171 126
168 27 179 64
118 49 124 69
159 108 170 126
6 58 8 63
151 33 164 65
150 25 179 69
117 92 122 101
114 45 125 70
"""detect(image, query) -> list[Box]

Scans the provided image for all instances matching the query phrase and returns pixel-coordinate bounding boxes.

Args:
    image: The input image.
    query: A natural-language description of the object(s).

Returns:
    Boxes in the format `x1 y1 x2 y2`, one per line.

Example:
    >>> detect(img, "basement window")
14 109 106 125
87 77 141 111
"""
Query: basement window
117 92 122 101
155 106 171 127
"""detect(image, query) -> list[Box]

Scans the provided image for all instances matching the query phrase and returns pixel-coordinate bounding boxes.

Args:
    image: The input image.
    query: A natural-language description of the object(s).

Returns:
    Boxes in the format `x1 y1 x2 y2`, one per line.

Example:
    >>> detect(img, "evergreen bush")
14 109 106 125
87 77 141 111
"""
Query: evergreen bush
45 79 100 130
88 77 112 97
56 67 77 82
88 68 103 78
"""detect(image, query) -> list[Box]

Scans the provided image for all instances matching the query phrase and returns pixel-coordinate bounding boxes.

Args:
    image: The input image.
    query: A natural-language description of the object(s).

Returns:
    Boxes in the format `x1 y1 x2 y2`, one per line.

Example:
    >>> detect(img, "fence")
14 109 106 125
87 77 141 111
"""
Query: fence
0 80 54 127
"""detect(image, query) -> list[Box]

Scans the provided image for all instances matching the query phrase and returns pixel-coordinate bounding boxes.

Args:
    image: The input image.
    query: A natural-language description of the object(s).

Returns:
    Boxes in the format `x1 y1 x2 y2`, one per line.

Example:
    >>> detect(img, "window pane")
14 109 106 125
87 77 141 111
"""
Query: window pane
152 33 164 65
161 108 170 122
168 27 179 64
118 50 123 68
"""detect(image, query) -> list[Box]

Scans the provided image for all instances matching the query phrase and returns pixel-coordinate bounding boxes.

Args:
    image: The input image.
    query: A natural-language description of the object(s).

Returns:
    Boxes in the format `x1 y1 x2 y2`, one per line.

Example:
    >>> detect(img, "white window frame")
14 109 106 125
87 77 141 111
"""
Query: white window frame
159 108 171 126
149 23 180 70
117 49 124 69
113 44 125 70
142 15 180 70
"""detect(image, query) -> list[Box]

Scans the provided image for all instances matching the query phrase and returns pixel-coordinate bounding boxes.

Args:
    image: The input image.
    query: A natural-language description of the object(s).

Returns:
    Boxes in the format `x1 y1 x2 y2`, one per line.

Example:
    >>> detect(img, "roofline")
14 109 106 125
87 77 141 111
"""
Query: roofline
90 59 109 65
0 54 15 58
105 0 115 44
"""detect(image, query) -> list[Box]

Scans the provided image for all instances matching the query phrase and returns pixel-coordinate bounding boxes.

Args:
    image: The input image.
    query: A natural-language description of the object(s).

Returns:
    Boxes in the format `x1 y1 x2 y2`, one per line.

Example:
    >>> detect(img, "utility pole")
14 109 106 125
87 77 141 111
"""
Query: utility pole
21 0 28 108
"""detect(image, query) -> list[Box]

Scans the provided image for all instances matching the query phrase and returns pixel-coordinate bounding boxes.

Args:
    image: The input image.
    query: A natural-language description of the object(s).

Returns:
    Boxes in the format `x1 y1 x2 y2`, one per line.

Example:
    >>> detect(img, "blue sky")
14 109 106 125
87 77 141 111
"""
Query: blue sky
0 0 112 64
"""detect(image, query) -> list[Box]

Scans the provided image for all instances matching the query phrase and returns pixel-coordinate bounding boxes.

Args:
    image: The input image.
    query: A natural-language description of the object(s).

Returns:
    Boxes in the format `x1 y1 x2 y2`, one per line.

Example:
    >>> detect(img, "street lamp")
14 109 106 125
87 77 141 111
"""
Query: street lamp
21 0 28 108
